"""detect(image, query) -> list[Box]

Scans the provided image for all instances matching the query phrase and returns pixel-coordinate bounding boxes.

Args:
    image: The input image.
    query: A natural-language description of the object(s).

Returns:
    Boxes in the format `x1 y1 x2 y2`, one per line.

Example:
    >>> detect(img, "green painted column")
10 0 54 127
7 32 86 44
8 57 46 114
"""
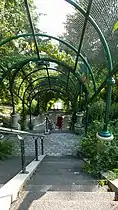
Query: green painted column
85 92 89 136
96 77 115 140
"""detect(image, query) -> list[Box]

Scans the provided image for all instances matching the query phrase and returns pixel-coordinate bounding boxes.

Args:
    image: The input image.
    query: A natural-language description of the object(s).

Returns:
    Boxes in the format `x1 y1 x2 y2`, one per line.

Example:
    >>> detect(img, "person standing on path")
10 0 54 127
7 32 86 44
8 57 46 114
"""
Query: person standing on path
56 115 63 130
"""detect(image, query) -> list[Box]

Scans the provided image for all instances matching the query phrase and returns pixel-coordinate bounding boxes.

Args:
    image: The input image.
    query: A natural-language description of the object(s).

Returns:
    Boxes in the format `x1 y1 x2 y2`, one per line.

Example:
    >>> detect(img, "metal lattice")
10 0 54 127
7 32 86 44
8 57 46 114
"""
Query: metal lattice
0 0 118 108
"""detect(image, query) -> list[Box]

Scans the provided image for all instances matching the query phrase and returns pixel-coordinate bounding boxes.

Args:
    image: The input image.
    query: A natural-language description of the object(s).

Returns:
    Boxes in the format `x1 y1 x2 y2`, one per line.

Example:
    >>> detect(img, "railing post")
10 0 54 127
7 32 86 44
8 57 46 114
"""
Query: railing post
85 92 89 136
17 135 28 174
34 137 38 161
41 136 44 155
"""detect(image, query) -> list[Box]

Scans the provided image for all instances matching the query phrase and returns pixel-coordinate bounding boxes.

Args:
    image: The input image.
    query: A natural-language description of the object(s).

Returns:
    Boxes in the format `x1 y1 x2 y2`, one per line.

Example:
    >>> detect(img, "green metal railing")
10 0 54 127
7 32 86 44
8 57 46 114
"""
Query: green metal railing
0 127 44 173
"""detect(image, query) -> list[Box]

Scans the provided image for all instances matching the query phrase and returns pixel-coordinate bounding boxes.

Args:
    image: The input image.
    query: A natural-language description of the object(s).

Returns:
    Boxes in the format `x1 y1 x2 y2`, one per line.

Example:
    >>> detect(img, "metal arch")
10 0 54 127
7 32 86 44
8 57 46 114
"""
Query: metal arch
0 1 113 72
73 0 93 72
6 58 82 108
65 0 113 71
24 0 40 60
23 79 76 106
25 76 77 99
23 87 74 115
1 57 87 92
23 76 77 105
1 0 112 94
17 67 79 97
28 81 75 102
0 33 96 92
31 77 76 97
88 64 118 104
29 87 74 109
45 65 51 90
13 91 29 108
28 88 73 120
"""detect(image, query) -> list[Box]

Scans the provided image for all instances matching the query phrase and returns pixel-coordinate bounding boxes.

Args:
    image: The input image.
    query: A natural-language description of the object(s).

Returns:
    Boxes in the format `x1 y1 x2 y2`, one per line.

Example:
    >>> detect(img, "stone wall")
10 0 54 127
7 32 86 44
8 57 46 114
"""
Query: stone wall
6 133 80 156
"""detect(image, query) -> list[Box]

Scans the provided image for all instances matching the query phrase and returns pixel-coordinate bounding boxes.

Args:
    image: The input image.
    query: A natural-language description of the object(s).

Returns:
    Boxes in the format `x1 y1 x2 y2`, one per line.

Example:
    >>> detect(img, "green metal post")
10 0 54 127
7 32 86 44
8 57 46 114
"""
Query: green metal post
85 92 89 136
74 0 93 72
20 138 26 173
24 0 40 60
46 116 48 132
34 137 38 161
98 77 115 139
46 65 51 89
41 137 44 155
79 84 82 112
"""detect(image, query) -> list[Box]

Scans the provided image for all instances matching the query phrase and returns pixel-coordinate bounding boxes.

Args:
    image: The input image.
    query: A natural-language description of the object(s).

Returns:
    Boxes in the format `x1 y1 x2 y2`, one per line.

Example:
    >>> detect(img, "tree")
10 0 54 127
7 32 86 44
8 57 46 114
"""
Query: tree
0 0 40 105
61 0 118 66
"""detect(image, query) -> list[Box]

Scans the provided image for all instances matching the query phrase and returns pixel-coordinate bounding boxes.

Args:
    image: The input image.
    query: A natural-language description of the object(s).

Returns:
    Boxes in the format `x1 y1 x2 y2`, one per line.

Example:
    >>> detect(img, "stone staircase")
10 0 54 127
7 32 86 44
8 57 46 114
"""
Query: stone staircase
10 156 118 210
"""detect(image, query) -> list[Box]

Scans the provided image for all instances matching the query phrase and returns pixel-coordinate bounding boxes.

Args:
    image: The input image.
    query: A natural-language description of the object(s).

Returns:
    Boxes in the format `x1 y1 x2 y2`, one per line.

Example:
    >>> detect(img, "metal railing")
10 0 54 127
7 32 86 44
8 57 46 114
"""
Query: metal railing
0 127 44 174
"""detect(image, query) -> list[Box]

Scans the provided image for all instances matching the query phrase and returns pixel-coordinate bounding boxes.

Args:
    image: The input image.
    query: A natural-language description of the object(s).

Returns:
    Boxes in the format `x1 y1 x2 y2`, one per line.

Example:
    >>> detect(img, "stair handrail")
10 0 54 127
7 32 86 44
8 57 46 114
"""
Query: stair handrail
0 126 44 138
0 126 44 173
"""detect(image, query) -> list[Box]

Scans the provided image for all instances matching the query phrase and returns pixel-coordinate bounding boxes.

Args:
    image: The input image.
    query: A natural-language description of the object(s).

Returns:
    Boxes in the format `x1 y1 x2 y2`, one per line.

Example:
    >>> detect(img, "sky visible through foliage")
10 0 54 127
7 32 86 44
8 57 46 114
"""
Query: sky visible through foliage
34 0 73 36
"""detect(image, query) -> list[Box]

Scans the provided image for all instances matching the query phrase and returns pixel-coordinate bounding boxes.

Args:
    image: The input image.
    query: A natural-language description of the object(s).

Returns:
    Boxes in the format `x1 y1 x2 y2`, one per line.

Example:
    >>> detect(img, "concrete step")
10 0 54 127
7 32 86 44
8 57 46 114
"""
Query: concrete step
14 199 118 210
28 157 98 186
10 189 117 210
22 190 115 201
25 184 109 192
28 174 99 185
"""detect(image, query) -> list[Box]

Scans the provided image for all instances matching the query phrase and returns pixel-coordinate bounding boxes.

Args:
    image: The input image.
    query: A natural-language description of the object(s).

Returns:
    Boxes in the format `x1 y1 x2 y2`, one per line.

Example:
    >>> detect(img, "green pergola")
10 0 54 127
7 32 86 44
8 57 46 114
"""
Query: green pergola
0 0 118 139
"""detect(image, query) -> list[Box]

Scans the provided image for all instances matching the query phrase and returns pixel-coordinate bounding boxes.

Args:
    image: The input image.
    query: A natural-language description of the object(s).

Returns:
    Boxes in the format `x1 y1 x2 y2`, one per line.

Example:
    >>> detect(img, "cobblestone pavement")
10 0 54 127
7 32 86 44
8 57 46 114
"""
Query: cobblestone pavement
10 156 118 210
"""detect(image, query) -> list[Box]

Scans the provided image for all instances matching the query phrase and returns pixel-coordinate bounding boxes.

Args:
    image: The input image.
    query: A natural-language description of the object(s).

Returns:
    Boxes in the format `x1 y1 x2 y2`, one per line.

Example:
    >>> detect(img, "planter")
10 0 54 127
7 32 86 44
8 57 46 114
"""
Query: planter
11 113 20 130
74 112 84 134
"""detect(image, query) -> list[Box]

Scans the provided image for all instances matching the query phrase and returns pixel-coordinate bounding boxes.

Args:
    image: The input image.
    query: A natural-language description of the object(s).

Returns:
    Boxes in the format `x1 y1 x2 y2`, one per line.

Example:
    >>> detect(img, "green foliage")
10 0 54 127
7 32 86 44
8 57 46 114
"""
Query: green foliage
110 103 118 120
79 120 118 175
89 100 106 122
40 41 75 67
113 21 118 32
0 116 11 128
0 0 39 106
19 107 28 130
88 99 118 124
62 1 118 66
0 0 38 39
0 140 14 160
98 180 108 187
80 96 118 176
107 169 118 180
70 111 77 131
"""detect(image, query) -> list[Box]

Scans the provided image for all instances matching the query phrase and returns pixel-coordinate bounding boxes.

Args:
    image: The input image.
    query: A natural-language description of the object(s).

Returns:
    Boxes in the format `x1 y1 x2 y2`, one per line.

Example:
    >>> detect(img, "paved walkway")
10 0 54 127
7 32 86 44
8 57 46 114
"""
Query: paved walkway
0 156 34 188
10 156 118 210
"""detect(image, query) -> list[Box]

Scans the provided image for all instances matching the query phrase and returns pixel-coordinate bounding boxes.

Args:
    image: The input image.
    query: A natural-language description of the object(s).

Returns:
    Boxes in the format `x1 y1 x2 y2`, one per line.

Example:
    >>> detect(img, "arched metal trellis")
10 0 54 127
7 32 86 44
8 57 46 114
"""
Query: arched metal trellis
0 0 117 140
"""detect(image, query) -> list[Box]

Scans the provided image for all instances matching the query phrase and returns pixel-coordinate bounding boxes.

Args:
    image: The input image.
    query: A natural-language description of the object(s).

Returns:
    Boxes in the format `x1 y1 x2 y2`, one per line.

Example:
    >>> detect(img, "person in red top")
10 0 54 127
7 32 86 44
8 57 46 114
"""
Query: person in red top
56 115 63 130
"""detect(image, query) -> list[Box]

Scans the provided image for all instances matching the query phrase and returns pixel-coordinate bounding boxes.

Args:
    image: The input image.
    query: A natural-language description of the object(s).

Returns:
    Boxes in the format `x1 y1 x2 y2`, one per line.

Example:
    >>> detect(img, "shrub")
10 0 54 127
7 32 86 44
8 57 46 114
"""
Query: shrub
79 120 118 175
0 140 14 160
0 116 11 128
110 103 118 120
88 100 106 122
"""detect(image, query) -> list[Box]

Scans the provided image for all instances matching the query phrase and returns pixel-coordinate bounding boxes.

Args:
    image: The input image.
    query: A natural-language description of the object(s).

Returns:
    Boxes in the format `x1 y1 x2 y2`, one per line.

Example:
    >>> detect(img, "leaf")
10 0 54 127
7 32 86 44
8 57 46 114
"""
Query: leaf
112 21 118 33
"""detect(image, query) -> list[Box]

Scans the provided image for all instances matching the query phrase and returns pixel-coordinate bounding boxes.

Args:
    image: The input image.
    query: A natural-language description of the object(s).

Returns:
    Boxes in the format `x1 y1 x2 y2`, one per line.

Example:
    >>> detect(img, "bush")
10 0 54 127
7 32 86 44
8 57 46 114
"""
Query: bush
0 116 11 128
110 103 118 120
0 140 14 160
79 120 118 175
88 100 106 122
